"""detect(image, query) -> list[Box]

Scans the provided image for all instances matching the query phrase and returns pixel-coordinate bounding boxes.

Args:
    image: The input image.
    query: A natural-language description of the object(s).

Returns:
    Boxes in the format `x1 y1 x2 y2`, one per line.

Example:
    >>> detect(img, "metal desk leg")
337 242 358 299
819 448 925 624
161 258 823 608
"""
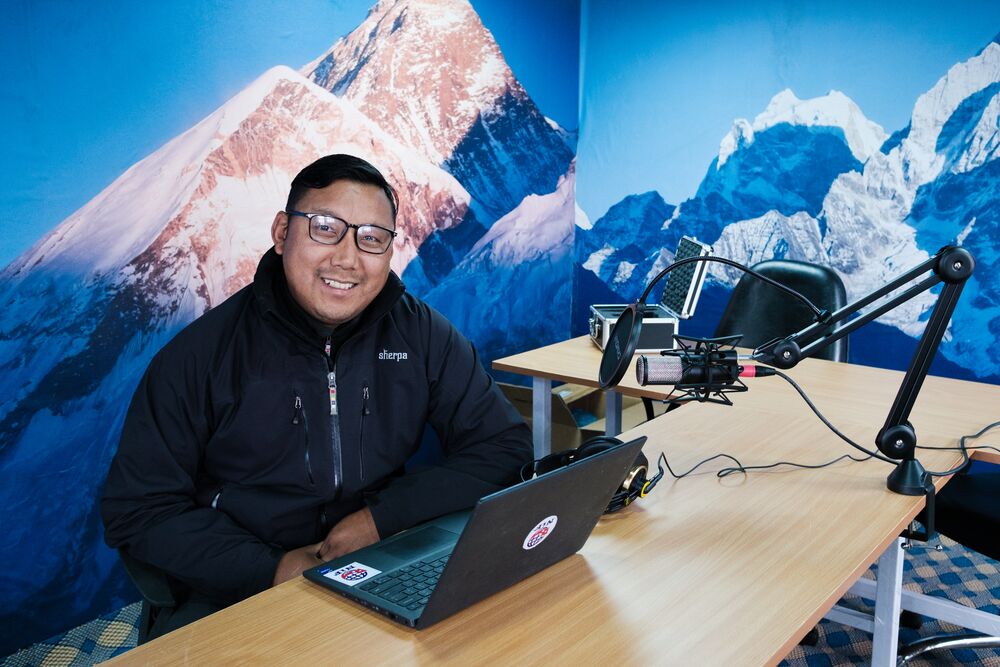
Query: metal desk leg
532 377 552 458
847 554 1000 638
605 391 623 437
829 535 1000 663
871 538 904 666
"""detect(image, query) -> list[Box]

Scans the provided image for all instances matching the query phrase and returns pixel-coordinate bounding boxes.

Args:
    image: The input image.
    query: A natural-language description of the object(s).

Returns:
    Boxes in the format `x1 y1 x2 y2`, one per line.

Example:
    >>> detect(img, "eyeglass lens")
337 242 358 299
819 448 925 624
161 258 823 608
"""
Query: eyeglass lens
309 215 393 254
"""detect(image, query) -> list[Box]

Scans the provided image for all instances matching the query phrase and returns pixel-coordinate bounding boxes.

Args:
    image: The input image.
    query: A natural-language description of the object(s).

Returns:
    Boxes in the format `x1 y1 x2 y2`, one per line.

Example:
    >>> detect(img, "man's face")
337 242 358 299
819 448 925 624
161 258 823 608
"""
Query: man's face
271 180 395 327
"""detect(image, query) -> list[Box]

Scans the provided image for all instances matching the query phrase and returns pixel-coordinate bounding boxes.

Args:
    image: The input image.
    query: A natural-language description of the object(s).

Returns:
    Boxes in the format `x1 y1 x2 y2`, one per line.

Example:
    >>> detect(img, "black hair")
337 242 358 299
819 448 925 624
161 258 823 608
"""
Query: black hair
285 154 398 222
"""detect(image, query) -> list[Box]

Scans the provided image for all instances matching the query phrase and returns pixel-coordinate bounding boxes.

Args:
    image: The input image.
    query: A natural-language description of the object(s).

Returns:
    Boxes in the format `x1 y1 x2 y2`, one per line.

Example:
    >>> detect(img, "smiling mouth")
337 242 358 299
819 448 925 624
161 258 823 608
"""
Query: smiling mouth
322 278 357 290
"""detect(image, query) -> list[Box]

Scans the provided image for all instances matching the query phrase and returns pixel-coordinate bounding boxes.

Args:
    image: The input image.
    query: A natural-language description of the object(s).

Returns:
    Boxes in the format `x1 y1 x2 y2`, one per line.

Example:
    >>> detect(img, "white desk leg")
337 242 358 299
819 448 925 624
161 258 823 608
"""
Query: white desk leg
847 561 1000 637
532 377 552 458
871 537 904 666
605 391 623 437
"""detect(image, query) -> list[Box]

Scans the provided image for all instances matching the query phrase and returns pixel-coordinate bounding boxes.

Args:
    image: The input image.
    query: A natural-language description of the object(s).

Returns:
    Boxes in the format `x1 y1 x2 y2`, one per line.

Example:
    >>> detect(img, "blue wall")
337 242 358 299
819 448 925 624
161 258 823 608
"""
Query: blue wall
2 0 998 656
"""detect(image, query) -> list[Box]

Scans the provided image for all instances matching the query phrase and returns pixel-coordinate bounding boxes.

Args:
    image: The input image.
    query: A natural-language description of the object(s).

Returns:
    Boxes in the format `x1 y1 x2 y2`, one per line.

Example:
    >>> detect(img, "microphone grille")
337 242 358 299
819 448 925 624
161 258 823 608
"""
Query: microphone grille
636 355 684 385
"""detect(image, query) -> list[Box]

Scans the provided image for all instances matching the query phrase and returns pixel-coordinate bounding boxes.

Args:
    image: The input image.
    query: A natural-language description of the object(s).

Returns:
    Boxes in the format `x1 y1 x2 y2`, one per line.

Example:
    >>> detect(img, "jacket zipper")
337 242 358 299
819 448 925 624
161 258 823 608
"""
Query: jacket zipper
293 395 314 485
360 385 370 480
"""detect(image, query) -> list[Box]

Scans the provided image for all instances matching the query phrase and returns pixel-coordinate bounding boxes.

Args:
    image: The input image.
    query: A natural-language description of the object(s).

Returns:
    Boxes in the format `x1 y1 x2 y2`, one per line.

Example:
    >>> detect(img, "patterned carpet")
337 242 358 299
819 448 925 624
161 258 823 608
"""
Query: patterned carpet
3 535 998 666
2 604 138 667
782 533 1000 666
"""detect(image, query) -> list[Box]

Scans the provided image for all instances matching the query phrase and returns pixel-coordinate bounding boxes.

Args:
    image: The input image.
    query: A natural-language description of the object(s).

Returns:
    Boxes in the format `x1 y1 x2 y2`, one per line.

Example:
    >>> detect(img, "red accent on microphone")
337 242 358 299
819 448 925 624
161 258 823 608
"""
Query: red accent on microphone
738 365 777 378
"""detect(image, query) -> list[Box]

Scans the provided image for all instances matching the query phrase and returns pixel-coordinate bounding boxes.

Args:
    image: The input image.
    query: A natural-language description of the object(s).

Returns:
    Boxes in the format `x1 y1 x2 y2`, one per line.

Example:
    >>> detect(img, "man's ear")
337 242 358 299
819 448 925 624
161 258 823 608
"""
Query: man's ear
271 211 289 255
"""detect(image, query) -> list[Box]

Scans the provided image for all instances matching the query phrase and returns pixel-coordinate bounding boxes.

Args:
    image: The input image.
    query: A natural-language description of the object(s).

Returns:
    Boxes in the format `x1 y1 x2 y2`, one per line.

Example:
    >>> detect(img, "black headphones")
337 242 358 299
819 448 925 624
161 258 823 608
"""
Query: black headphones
520 436 662 513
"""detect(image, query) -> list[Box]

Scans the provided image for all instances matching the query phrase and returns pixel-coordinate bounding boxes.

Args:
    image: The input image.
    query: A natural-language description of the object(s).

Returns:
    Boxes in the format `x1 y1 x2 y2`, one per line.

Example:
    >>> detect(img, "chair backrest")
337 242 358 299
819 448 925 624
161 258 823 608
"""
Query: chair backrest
118 549 178 644
714 259 849 362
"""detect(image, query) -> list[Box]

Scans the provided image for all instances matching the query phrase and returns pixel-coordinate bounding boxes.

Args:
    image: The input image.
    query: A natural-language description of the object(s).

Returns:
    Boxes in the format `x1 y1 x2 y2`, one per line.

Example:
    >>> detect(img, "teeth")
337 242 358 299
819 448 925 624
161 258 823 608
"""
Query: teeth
323 278 356 290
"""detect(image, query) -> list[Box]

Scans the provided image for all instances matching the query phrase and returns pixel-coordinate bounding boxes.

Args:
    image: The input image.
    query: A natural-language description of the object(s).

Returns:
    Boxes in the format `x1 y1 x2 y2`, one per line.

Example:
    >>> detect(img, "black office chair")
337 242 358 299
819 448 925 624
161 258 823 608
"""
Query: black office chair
898 468 1000 663
118 549 180 644
714 259 848 361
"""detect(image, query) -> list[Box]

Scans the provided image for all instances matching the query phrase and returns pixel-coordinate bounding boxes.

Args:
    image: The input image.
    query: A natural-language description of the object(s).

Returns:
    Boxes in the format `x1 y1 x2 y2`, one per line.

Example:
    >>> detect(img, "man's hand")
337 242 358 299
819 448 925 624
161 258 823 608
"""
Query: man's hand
272 543 323 587
317 507 380 561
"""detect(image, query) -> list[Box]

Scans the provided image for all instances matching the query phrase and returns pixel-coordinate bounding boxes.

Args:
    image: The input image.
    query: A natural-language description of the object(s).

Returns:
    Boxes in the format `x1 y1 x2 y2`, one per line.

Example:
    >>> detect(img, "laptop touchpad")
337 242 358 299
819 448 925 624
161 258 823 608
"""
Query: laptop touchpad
382 526 458 560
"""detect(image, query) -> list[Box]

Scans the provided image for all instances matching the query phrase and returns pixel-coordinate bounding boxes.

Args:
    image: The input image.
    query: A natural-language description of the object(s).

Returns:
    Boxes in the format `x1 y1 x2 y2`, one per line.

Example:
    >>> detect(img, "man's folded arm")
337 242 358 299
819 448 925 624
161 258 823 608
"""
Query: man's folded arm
102 354 282 605
367 316 532 537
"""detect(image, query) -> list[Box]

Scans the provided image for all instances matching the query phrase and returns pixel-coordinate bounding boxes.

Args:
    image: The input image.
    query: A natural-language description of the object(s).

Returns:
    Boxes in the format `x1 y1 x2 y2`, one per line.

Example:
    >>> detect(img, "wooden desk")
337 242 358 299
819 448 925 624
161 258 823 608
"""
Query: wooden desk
494 335 670 456
108 341 1000 665
495 335 1000 664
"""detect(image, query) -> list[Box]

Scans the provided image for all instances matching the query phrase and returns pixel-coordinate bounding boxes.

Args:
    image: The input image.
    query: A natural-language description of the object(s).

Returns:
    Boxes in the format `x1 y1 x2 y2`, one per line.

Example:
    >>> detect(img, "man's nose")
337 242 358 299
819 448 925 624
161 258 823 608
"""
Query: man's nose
327 231 362 267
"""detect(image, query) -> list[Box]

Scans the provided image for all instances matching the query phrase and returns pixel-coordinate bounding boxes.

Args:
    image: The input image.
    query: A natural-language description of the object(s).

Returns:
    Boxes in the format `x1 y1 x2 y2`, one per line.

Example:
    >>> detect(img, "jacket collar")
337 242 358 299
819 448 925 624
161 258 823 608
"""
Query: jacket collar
252 247 405 344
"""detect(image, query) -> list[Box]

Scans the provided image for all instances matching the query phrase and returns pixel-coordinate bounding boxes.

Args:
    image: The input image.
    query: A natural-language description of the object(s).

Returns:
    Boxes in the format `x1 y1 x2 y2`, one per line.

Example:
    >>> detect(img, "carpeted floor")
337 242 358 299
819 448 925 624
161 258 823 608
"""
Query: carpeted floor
2 604 139 667
781 533 1000 666
3 534 998 666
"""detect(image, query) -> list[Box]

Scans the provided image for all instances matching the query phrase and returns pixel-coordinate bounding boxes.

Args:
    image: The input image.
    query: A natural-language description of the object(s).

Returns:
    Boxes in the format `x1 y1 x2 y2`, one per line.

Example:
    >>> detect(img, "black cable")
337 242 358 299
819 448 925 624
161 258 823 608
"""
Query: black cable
918 420 1000 477
918 443 1000 455
639 255 825 319
770 369 897 464
716 453 871 478
657 440 873 481
647 364 888 479
763 371 997 476
637 419 996 495
656 443 871 481
660 450 745 479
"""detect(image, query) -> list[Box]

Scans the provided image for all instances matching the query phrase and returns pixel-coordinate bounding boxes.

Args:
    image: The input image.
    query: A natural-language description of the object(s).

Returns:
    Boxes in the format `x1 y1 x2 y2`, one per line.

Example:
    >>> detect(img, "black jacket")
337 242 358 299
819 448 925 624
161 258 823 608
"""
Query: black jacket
102 249 532 604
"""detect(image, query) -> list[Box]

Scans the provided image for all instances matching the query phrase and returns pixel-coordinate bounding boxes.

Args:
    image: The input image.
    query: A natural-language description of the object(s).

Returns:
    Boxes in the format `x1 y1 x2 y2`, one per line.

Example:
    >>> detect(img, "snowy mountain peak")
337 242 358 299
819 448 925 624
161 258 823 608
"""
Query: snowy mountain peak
3 66 317 281
718 88 886 167
301 0 572 220
470 165 574 263
717 119 754 167
303 0 519 164
2 63 474 298
977 31 1000 56
900 42 1000 185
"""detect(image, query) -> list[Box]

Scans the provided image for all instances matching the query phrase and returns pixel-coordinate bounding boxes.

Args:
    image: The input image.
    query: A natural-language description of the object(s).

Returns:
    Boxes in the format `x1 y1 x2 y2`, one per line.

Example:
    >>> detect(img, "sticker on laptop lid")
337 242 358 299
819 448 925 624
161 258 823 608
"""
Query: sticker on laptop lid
523 515 558 550
323 561 382 586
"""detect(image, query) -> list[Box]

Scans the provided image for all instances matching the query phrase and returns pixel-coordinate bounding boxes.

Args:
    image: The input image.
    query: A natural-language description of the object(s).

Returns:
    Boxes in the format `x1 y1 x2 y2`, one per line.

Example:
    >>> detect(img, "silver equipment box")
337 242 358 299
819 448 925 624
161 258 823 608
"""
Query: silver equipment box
589 304 678 353
661 236 712 319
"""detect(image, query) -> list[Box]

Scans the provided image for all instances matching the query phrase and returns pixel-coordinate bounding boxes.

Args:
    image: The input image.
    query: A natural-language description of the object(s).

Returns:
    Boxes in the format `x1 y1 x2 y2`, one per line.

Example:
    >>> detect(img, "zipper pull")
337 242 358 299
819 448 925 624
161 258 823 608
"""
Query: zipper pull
292 396 302 425
328 371 338 416
324 335 332 359
362 385 371 415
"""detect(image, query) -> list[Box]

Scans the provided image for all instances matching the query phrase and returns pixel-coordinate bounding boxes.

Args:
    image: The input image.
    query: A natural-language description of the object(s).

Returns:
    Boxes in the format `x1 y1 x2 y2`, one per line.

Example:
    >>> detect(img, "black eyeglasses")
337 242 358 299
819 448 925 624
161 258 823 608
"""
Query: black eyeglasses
287 210 397 255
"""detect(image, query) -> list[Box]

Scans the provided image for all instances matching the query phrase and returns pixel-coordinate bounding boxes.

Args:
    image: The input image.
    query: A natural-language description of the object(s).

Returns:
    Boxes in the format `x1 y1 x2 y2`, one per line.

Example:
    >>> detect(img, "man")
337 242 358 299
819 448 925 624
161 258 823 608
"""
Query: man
102 154 532 638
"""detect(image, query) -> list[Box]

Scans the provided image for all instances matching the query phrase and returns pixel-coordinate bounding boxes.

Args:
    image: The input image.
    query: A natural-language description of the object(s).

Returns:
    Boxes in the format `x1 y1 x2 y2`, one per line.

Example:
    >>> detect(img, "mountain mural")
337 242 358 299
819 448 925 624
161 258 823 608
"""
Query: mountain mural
577 40 1000 383
4 1 997 656
576 191 675 303
424 162 577 363
302 0 574 223
0 0 575 654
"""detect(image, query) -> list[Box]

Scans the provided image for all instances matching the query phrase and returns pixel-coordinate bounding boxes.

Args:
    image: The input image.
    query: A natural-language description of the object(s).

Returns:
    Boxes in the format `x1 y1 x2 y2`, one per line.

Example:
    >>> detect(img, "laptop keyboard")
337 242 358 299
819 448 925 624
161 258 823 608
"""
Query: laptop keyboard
359 554 450 611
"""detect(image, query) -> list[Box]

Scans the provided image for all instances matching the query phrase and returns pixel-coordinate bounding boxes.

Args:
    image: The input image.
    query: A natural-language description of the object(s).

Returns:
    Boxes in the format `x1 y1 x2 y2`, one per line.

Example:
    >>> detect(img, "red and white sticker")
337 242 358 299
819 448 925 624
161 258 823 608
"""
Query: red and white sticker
522 515 558 550
323 561 382 587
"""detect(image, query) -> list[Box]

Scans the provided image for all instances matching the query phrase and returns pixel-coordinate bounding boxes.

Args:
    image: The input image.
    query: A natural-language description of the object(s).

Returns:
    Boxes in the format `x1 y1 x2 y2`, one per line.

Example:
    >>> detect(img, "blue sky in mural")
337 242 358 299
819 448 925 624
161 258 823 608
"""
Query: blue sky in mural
577 0 1000 221
0 0 578 269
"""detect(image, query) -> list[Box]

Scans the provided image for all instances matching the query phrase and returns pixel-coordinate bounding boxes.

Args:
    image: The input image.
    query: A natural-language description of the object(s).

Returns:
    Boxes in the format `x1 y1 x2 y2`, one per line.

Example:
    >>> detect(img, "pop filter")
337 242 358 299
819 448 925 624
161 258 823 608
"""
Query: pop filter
598 302 644 389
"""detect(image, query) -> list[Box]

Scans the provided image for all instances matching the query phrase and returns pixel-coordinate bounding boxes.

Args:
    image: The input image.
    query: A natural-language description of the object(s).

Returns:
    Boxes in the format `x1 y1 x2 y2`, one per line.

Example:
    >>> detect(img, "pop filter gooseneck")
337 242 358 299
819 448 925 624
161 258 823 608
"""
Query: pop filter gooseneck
598 302 644 389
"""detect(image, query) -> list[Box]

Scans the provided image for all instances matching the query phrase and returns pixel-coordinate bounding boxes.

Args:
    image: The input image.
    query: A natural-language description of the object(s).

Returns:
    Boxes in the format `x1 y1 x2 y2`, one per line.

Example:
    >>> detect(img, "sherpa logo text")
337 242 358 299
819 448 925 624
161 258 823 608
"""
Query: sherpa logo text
378 350 408 361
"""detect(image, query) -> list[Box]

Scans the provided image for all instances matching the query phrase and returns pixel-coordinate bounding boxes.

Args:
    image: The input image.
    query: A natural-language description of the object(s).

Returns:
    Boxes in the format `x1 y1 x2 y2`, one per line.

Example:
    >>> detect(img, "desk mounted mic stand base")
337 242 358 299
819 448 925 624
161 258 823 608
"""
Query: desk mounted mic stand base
887 458 929 496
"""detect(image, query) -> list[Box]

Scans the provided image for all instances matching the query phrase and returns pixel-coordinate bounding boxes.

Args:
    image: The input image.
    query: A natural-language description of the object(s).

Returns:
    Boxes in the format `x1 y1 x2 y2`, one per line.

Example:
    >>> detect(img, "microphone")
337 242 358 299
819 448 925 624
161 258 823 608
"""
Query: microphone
636 353 775 386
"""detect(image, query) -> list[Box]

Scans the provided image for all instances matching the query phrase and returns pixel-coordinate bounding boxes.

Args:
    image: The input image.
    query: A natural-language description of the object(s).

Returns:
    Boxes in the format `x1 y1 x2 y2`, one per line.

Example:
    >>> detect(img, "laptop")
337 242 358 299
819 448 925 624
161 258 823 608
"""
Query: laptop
304 436 647 629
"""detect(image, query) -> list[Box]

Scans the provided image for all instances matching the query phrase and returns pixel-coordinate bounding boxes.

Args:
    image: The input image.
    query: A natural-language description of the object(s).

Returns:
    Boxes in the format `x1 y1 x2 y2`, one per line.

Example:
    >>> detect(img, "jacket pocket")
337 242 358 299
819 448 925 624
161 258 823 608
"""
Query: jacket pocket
359 384 370 480
293 393 314 486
